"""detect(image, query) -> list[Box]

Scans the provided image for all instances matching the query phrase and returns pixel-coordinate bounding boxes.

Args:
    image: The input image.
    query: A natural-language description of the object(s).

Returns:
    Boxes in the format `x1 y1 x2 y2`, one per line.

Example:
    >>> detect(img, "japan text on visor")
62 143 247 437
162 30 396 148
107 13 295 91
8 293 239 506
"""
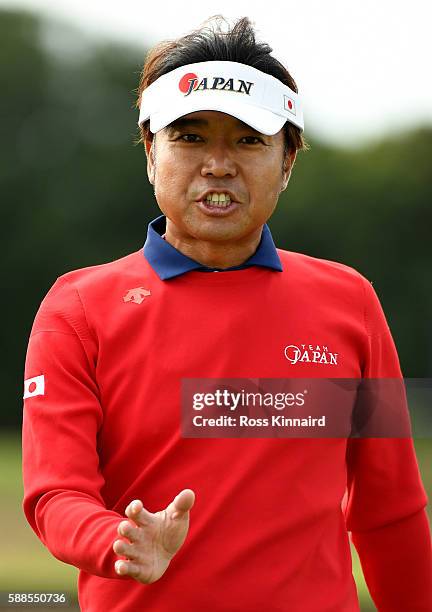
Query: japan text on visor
137 60 304 136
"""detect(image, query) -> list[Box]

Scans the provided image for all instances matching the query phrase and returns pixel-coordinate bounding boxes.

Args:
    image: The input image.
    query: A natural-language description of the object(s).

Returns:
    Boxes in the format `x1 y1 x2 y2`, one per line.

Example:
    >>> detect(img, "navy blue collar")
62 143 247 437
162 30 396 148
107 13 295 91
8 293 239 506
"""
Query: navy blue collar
143 214 283 280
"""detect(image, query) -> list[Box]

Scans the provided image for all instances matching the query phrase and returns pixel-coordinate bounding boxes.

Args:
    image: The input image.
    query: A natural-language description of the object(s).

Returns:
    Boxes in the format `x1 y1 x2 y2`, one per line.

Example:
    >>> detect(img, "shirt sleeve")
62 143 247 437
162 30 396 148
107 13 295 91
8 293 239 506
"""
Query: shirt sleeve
345 276 432 610
22 276 123 579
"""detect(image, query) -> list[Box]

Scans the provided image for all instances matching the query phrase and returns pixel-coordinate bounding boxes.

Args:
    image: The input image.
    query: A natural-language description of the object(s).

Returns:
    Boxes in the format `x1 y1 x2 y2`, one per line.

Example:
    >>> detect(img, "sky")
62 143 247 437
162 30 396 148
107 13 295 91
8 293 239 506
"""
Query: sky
2 0 432 147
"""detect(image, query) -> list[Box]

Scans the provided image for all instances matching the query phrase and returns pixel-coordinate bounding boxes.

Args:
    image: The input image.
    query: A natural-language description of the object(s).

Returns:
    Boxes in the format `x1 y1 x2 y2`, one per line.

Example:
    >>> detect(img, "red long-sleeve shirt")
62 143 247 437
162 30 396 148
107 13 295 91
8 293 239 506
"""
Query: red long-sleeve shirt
22 248 431 611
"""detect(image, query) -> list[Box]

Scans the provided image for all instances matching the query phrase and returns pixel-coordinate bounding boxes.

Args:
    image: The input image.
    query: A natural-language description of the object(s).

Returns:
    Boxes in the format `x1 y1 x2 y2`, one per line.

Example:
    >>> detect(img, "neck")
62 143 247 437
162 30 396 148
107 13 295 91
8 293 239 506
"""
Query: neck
164 221 263 269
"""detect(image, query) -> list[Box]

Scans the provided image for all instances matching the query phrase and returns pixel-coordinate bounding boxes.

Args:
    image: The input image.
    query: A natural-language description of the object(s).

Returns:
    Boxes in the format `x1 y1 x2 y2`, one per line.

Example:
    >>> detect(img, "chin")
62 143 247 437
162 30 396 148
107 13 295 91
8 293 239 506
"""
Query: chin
196 226 246 243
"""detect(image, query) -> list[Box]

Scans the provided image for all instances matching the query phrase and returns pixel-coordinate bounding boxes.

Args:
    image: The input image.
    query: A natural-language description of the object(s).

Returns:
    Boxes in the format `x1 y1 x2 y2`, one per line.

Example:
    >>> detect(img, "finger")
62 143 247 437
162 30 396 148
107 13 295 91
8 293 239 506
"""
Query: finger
118 520 140 543
169 489 195 520
113 539 138 560
115 559 141 578
175 488 196 512
125 499 155 526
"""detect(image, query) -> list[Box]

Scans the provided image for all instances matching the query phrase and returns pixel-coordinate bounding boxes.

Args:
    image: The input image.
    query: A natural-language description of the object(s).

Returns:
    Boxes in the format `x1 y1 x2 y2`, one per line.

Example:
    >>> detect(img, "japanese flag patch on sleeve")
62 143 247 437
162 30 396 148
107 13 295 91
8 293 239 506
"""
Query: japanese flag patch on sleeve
23 374 45 399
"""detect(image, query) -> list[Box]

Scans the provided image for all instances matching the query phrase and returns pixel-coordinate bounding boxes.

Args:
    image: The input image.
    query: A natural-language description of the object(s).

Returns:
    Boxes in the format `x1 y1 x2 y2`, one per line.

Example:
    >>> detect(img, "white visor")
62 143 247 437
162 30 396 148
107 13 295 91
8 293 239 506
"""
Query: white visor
138 60 304 136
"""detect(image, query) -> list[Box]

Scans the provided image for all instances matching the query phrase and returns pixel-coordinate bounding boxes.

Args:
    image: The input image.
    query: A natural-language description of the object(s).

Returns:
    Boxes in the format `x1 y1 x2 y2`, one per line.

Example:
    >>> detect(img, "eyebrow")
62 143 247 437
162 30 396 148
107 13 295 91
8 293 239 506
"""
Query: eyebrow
164 117 264 135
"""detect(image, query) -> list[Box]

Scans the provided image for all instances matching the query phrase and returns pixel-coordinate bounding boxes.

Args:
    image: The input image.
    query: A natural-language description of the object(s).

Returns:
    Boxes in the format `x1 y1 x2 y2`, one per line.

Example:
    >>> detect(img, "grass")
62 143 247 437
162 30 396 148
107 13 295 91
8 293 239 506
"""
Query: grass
1 432 430 611
0 433 79 610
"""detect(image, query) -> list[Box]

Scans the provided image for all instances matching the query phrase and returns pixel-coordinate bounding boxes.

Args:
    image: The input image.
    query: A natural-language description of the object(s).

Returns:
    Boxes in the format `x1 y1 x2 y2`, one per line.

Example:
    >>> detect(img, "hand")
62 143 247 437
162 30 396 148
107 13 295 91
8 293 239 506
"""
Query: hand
113 489 195 584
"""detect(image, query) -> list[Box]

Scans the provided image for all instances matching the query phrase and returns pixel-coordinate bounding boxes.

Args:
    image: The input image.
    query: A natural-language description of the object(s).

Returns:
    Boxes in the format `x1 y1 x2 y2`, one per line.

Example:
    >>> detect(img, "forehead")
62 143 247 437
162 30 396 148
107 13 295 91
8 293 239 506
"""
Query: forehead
163 111 264 134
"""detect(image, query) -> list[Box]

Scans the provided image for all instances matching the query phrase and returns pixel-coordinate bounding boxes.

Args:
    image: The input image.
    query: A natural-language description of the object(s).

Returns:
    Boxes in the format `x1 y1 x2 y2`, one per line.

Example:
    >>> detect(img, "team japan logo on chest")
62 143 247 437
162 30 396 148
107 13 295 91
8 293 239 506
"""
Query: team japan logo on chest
284 343 339 365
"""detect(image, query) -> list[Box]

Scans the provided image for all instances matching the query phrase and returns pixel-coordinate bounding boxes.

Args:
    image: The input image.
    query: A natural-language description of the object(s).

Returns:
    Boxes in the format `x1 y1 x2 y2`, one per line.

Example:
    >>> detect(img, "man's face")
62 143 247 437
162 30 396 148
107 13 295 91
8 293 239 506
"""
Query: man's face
145 110 296 243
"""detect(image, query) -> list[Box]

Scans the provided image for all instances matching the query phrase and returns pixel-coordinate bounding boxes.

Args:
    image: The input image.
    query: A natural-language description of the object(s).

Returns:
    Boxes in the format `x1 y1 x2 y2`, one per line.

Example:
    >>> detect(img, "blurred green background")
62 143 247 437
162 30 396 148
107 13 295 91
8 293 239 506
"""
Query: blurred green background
1 8 431 611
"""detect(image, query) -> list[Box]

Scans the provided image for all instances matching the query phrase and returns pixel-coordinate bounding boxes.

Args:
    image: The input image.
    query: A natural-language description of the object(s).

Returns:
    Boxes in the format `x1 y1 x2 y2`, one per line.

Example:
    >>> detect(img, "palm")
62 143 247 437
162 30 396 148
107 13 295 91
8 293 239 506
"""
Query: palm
158 508 190 556
113 489 195 584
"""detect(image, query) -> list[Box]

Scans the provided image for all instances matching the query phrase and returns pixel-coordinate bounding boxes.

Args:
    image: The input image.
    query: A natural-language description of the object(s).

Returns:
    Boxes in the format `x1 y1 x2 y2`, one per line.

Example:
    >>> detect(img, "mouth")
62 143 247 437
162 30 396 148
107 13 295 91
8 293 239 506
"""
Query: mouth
196 193 238 217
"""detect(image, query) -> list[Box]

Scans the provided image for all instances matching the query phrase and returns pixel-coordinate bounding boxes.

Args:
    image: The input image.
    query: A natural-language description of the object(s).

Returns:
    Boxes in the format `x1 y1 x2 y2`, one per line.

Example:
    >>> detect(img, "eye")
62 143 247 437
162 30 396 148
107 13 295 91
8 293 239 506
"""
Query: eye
240 136 264 145
177 134 203 143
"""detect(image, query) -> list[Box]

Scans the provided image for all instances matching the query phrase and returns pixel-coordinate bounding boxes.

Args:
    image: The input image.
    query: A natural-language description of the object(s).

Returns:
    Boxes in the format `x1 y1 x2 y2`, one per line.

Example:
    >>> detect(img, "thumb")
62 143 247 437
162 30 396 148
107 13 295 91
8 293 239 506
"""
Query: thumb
167 488 195 520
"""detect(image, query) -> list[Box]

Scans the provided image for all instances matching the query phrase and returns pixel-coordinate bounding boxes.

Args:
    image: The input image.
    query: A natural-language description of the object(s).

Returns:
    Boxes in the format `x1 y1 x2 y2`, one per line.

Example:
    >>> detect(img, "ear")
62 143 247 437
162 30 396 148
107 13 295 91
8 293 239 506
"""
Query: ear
145 133 156 185
281 149 297 192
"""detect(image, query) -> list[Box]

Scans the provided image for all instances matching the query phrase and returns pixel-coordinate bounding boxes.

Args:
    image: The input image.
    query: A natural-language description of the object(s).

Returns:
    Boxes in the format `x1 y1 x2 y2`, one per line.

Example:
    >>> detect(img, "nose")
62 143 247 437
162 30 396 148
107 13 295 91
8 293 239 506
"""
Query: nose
200 144 237 178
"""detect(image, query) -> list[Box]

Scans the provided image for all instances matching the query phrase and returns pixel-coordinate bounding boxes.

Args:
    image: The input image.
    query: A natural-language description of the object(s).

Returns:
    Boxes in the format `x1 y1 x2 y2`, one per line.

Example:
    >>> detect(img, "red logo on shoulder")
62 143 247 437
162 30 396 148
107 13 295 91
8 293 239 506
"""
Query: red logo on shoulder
123 287 151 305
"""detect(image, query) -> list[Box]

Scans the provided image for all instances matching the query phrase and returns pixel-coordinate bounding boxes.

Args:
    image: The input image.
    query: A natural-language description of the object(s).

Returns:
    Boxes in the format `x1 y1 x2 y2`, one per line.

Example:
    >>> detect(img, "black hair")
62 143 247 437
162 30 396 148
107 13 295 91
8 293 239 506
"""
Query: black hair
136 15 308 157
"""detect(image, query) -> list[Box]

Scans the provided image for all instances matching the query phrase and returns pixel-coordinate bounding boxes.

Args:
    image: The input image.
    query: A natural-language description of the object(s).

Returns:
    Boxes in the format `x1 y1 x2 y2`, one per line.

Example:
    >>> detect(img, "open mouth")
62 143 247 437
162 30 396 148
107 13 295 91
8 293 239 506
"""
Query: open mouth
197 193 237 215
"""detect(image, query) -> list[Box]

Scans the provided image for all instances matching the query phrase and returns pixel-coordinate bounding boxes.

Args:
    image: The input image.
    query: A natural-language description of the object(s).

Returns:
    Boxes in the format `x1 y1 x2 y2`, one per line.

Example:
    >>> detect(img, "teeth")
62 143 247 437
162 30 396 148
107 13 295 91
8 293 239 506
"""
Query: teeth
205 193 232 208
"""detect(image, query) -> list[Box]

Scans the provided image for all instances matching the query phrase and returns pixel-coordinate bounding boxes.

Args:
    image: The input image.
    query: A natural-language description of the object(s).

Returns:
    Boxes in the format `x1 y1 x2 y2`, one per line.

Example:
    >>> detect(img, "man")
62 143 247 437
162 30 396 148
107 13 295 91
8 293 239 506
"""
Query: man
22 16 431 612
